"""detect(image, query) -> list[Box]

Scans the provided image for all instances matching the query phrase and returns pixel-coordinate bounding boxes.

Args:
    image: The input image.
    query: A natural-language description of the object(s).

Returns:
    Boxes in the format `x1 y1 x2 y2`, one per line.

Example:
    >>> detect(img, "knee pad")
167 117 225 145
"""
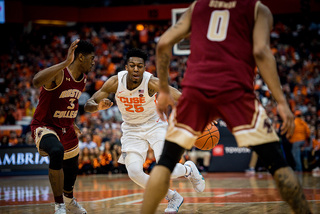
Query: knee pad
127 162 144 181
125 153 149 188
158 140 185 172
40 134 64 170
251 142 288 175
63 155 79 192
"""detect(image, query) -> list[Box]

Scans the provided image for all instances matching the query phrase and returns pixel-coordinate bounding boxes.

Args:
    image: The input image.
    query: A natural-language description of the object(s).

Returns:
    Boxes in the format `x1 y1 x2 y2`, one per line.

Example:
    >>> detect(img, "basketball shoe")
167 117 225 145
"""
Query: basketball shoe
55 203 67 214
165 190 184 213
184 161 205 192
63 196 87 214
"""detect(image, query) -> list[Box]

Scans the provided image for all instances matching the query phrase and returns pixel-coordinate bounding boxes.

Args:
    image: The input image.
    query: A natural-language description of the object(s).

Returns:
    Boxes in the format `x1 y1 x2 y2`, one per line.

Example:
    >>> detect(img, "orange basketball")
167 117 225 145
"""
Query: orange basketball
194 122 220 150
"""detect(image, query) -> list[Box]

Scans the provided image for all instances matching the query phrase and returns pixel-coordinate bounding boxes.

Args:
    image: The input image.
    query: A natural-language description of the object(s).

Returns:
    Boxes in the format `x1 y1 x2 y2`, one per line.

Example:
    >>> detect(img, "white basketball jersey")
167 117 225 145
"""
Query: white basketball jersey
115 71 158 124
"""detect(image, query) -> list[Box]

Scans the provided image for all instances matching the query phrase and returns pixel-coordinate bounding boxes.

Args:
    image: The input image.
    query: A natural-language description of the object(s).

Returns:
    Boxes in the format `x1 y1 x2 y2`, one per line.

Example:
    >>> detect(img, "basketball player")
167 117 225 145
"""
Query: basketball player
31 39 94 214
141 1 312 214
84 48 205 213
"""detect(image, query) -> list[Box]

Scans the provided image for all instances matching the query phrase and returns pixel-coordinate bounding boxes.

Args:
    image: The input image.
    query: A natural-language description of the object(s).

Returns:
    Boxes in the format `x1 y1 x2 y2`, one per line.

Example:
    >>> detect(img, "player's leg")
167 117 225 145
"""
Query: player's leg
218 92 311 214
142 87 210 214
125 149 183 213
62 155 87 214
142 140 186 214
251 142 311 214
125 152 149 188
151 134 190 179
38 133 66 213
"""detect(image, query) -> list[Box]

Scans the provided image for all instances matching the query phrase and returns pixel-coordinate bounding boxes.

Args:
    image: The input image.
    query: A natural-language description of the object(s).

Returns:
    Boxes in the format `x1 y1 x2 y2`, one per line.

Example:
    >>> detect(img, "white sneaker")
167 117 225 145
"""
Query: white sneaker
245 168 256 175
165 191 184 213
184 161 205 192
312 167 320 172
64 197 87 214
55 203 67 214
312 167 320 177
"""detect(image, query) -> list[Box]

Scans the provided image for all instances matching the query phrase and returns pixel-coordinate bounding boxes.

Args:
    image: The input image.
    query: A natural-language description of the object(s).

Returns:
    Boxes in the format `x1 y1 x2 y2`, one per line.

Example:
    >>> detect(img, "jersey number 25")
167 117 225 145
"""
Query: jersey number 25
125 104 144 113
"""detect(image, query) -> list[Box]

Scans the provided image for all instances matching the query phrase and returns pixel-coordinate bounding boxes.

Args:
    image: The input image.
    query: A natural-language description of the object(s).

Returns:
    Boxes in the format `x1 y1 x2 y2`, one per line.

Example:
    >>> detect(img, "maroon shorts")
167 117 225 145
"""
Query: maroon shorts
31 124 79 159
175 87 253 132
168 87 279 148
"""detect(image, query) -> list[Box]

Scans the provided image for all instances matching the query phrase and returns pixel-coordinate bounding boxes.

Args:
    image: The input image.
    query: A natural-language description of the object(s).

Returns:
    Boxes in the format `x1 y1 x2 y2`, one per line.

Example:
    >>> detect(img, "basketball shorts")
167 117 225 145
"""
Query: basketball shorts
118 119 168 165
165 87 279 149
31 125 80 160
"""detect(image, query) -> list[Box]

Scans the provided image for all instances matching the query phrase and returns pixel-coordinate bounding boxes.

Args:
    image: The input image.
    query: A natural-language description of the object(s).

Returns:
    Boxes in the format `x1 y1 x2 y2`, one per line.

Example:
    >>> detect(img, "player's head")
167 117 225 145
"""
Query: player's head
125 48 148 84
74 40 95 74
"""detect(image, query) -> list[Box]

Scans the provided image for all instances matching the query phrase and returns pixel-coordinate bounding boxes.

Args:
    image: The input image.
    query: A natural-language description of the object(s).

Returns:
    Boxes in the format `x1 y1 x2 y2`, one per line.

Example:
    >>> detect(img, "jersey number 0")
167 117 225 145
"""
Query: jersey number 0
207 10 230 42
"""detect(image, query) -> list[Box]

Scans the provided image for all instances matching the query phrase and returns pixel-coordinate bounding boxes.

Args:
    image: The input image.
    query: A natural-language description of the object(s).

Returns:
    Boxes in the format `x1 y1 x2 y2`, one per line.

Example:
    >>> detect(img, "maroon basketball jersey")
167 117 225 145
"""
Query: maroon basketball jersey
183 0 258 98
31 68 86 129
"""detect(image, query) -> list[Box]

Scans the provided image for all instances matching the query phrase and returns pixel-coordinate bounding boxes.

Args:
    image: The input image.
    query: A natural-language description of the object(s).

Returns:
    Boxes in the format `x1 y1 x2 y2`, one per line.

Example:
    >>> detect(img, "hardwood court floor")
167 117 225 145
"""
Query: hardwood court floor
0 172 319 214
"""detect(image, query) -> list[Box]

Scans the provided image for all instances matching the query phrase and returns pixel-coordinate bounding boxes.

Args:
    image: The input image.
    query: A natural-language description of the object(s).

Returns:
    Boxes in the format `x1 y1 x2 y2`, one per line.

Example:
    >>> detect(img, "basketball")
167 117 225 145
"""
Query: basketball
194 122 220 150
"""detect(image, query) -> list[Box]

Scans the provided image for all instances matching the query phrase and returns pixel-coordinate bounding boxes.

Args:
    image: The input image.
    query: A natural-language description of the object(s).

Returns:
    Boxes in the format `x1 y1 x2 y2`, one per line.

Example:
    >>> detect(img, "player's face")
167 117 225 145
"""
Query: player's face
82 52 95 74
126 57 145 84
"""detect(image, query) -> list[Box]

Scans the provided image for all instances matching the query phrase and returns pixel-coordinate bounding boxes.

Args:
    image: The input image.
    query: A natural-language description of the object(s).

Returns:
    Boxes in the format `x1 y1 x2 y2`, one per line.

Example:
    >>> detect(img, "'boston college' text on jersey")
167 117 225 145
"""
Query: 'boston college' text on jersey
31 68 86 129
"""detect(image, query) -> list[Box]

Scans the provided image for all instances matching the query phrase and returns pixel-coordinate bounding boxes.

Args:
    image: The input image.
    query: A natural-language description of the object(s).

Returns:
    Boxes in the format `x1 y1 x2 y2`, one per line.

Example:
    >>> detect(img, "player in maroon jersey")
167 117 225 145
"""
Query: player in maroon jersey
142 1 312 214
31 39 104 214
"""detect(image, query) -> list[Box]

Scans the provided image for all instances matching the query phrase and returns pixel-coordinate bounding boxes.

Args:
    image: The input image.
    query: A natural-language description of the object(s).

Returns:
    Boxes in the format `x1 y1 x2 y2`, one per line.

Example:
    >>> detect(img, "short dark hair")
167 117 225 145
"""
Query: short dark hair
126 48 148 64
74 40 95 58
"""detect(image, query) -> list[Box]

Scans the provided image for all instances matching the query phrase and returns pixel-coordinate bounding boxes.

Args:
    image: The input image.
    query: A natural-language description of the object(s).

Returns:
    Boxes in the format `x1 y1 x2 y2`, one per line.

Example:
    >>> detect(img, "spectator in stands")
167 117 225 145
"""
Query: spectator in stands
310 127 320 176
289 110 311 171
99 141 114 174
8 130 18 146
78 147 93 175
0 135 9 147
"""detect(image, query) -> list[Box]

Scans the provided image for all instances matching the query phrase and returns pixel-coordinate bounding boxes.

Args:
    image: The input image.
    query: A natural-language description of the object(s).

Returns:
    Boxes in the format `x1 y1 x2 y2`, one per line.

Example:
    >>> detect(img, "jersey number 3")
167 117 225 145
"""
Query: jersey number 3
207 10 230 42
125 104 144 113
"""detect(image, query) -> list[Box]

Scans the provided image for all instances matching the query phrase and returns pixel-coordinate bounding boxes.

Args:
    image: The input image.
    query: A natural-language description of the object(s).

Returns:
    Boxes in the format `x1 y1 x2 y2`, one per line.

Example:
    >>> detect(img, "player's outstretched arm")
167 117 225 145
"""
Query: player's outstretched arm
84 75 117 113
33 39 80 88
253 3 294 138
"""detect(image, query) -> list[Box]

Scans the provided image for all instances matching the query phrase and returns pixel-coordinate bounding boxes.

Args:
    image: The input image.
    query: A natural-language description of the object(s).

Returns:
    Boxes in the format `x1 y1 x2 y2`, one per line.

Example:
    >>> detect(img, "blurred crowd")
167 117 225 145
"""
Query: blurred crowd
0 17 319 174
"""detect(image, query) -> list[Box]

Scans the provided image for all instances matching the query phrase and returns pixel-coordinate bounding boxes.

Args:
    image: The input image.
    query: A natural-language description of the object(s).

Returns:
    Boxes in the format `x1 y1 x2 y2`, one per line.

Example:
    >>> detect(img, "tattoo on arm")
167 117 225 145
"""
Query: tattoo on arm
158 53 171 91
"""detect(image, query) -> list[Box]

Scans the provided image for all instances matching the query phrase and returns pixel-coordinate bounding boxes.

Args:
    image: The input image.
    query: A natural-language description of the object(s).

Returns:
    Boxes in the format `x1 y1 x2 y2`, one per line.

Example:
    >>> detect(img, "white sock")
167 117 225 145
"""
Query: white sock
185 165 191 176
171 163 189 178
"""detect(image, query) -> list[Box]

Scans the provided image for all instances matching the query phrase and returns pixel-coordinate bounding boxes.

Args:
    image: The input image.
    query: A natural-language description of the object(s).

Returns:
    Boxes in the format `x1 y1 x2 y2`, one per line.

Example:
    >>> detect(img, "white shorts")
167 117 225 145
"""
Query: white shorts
118 119 168 164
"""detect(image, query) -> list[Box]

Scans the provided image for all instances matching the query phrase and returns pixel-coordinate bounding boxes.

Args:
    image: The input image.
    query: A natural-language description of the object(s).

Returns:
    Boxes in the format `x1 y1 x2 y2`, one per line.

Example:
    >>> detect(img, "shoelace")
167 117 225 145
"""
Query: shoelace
71 199 82 208
167 197 180 209
185 165 201 185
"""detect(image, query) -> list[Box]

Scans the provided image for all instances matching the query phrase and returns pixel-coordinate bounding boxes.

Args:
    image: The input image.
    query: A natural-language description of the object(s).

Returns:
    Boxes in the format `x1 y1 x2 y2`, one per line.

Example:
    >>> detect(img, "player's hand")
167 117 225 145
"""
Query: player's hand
64 39 80 66
277 102 295 138
156 91 175 121
73 123 82 136
98 98 113 111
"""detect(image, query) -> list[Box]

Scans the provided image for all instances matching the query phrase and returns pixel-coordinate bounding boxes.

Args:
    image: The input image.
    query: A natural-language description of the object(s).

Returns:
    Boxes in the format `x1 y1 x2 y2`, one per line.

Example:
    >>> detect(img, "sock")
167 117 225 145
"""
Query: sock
54 195 64 204
185 165 191 176
63 195 73 205
63 190 74 199
171 163 189 178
